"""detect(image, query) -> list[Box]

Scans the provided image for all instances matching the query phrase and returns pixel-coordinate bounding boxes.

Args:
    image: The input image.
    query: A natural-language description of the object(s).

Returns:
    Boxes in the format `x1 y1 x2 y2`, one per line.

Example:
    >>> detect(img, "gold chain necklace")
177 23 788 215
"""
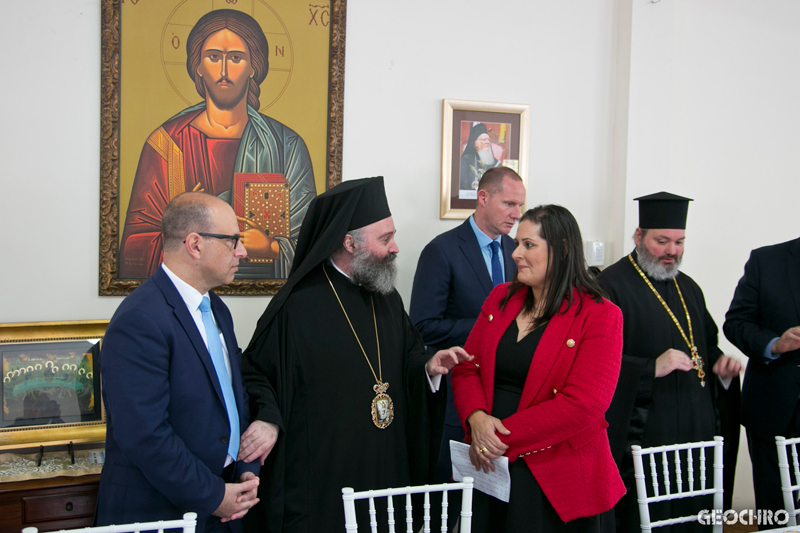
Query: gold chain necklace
628 254 706 387
323 263 394 428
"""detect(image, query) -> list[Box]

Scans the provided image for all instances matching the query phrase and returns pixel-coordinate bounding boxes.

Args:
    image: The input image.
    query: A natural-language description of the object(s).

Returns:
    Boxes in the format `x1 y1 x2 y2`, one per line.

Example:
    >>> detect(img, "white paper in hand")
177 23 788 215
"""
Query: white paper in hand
449 440 511 502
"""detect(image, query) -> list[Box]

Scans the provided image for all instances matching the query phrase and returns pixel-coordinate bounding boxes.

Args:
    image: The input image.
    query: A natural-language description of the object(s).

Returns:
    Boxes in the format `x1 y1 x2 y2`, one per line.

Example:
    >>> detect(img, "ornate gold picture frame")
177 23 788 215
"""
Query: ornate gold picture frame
440 99 530 219
0 321 108 450
99 0 347 296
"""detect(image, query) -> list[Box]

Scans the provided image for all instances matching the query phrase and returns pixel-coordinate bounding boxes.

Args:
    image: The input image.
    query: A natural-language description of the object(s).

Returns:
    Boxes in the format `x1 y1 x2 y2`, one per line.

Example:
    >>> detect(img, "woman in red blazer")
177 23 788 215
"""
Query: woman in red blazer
452 205 625 532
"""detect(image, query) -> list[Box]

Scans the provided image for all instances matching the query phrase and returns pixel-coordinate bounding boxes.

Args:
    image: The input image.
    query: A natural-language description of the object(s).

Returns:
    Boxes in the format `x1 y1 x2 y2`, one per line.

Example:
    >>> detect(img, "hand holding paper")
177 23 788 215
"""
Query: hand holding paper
450 440 511 503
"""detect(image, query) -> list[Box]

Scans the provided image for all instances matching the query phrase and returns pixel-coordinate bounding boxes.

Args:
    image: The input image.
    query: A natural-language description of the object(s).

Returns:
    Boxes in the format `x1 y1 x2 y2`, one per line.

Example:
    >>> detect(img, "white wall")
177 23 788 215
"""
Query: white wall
5 0 798 512
626 0 800 316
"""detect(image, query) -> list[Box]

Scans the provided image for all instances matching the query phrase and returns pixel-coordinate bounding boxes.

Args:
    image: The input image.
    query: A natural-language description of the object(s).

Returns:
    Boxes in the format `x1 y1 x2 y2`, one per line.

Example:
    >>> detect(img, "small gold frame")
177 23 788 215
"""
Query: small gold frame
440 99 530 219
0 320 108 450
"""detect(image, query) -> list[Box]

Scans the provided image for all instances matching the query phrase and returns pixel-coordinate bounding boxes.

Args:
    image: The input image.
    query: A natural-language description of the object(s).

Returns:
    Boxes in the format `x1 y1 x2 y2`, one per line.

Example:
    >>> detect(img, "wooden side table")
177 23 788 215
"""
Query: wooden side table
0 474 100 532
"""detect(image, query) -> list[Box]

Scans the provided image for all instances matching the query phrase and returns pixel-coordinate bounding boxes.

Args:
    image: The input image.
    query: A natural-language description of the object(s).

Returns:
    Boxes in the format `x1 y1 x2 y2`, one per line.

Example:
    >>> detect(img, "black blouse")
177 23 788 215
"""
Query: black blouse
491 319 546 420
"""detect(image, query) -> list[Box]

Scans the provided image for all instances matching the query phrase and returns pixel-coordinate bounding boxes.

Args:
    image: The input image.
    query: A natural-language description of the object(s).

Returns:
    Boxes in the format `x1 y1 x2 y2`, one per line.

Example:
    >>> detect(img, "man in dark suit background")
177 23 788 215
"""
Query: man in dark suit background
724 237 800 515
97 192 261 532
409 166 525 488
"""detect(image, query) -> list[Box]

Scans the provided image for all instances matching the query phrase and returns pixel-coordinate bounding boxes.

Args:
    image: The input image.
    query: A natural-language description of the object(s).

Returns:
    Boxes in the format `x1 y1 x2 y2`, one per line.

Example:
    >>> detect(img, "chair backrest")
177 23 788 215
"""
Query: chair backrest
20 512 197 533
631 436 724 533
775 435 800 526
342 477 473 533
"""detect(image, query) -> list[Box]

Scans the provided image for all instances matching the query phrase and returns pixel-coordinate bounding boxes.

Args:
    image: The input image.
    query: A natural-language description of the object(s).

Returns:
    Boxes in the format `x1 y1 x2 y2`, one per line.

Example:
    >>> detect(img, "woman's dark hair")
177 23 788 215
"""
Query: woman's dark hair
500 204 606 328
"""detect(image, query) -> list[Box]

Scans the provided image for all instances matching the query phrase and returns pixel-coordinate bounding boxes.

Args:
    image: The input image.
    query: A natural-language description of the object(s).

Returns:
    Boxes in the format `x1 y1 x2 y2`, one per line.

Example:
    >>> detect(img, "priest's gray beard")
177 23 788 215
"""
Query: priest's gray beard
350 248 398 295
636 242 681 281
477 146 497 166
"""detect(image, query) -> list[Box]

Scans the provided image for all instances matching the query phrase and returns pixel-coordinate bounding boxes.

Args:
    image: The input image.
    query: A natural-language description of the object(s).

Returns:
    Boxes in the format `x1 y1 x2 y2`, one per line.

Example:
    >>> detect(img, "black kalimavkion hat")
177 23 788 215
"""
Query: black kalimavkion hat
634 191 693 230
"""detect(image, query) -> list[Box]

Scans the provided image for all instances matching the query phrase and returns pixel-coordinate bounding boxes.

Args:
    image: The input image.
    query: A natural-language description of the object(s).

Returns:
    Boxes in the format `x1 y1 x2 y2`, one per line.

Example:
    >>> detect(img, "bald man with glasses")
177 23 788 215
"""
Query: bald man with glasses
97 192 261 533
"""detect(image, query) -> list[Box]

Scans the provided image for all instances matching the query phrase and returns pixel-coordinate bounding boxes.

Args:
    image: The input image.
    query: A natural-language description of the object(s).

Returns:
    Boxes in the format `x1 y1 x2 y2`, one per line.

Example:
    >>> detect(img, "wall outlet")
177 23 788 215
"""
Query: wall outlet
584 241 605 267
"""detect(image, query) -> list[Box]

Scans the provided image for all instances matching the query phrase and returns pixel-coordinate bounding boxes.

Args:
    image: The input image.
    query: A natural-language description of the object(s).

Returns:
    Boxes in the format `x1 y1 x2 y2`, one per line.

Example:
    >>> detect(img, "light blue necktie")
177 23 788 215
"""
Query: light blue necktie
199 296 240 460
490 241 503 287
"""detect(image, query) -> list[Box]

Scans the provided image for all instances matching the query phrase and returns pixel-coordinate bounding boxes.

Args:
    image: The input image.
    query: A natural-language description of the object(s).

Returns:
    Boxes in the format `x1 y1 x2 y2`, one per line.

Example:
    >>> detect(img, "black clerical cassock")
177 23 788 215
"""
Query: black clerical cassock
242 177 444 533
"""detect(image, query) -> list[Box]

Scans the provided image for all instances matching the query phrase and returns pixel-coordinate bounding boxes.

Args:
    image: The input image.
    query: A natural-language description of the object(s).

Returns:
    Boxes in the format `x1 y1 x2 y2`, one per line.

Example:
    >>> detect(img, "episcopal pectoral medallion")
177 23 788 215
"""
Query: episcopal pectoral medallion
371 382 394 429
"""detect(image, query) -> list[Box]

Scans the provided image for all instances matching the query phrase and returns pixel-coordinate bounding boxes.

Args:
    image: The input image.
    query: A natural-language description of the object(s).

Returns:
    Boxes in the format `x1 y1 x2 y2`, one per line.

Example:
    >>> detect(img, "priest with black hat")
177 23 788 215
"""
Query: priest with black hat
598 192 742 533
238 176 472 532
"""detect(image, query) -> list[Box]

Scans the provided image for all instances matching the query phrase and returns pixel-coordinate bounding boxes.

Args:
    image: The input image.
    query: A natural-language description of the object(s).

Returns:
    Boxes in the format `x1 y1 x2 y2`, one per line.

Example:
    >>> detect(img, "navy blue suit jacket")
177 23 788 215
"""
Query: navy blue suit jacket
96 267 257 531
409 219 516 351
724 237 800 436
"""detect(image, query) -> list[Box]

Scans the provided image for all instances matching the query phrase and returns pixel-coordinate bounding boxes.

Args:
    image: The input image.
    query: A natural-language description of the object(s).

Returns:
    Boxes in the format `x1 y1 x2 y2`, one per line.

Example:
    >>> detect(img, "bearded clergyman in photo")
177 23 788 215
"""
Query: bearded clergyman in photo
459 123 501 192
597 192 742 533
236 176 471 532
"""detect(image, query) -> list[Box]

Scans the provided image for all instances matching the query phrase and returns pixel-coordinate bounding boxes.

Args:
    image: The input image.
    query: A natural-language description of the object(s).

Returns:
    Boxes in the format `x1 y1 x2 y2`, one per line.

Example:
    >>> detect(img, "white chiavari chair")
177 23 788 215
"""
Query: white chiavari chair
342 477 473 533
21 512 197 533
631 436 724 533
775 435 800 526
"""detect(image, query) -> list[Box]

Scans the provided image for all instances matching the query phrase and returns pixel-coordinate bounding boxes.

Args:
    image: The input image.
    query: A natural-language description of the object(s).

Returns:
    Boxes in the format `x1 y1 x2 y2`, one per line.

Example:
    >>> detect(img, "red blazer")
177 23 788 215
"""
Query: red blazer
452 284 625 522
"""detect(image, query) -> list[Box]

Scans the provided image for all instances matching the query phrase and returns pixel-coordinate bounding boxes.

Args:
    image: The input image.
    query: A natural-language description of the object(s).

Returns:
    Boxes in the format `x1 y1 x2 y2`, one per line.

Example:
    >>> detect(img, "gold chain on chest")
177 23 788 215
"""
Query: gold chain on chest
323 262 395 427
628 254 706 387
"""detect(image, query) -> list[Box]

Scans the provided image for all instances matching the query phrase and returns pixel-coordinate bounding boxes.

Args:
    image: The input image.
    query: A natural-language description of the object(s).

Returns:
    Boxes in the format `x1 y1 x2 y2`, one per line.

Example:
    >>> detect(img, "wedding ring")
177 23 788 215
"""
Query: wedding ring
479 446 488 454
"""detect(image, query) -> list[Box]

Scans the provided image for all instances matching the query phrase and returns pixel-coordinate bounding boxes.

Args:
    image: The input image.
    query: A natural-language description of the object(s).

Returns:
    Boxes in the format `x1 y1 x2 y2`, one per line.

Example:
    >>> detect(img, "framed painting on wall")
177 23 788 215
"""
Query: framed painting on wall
99 0 347 296
440 99 529 219
0 321 108 450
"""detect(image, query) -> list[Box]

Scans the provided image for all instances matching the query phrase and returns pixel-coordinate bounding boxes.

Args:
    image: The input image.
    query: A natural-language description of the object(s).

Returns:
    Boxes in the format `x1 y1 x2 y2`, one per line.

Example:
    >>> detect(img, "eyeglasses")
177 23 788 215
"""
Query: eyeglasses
186 232 241 249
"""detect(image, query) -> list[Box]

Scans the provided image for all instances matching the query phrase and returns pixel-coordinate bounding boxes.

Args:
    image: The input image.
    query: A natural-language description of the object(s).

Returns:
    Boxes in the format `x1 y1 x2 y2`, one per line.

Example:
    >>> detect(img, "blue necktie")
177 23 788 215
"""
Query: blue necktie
199 296 240 461
490 241 503 287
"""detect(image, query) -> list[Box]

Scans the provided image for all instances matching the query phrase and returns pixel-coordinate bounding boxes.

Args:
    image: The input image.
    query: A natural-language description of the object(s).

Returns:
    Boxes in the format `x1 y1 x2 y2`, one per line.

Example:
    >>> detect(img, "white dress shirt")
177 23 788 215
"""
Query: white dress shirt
161 264 235 465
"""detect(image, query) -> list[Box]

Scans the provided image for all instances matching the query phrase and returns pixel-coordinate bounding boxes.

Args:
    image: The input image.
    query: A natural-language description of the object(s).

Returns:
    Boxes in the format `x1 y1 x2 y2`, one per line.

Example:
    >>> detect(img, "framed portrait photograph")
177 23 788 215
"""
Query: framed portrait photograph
0 321 108 450
440 99 530 219
99 0 347 296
